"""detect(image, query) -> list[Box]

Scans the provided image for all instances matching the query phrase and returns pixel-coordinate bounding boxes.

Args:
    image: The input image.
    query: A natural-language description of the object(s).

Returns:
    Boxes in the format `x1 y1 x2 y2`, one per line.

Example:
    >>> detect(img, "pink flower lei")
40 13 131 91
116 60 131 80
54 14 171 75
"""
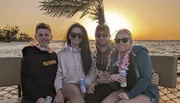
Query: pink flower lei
116 49 132 71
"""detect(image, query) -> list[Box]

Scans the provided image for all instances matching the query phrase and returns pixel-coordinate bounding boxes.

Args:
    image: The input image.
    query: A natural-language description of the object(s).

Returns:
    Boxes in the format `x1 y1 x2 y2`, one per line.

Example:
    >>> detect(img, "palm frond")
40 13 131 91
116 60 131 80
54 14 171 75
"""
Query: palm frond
39 0 92 18
88 0 105 26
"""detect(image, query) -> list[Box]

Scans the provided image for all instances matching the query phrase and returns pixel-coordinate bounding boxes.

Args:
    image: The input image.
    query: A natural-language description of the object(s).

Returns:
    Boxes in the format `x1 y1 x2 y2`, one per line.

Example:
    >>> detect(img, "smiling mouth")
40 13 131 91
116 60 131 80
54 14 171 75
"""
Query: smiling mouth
41 40 49 43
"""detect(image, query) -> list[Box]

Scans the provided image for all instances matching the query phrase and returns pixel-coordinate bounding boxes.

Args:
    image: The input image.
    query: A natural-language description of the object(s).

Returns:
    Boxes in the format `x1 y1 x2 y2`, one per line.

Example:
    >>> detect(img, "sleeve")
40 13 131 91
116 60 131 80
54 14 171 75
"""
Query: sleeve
127 50 152 99
21 57 41 102
85 53 98 86
54 51 63 92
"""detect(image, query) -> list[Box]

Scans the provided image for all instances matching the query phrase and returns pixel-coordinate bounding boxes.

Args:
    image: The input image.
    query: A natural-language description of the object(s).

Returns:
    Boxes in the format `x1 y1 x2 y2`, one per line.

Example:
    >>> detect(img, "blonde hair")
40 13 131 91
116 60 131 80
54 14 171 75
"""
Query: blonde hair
115 29 132 40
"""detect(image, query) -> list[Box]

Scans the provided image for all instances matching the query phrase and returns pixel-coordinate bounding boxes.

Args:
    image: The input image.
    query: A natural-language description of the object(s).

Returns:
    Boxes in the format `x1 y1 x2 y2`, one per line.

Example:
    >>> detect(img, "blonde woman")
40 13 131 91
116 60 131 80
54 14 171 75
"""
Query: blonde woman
102 29 159 103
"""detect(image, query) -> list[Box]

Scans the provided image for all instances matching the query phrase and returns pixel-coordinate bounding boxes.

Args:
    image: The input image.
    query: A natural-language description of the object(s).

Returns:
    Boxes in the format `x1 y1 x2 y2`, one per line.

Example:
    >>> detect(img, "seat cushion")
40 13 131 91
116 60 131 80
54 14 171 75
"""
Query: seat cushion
0 98 22 103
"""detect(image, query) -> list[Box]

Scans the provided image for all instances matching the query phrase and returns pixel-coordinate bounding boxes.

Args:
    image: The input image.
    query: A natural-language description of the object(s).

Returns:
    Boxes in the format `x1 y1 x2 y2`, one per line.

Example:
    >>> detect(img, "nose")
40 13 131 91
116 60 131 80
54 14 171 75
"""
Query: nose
75 36 79 39
99 35 104 39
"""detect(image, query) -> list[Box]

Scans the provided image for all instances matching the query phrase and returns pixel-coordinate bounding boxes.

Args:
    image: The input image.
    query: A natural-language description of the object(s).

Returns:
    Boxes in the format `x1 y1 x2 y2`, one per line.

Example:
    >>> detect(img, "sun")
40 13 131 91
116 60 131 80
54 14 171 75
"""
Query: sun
83 12 132 40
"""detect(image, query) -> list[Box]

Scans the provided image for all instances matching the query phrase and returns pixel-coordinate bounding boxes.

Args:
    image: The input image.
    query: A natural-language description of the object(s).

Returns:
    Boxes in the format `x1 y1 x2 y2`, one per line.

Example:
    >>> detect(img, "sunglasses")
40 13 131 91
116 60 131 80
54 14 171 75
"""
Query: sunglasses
70 33 82 38
115 38 129 43
95 34 109 38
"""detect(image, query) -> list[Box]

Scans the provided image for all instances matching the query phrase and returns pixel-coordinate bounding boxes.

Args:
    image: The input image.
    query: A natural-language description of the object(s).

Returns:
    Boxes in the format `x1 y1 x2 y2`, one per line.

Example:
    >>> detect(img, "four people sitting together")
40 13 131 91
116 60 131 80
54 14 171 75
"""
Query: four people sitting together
21 23 159 103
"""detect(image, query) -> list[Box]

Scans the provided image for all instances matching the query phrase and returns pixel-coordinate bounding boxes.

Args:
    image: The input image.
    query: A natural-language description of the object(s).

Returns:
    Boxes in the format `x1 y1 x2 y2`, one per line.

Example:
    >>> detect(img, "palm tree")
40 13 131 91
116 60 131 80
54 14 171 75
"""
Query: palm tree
39 0 103 19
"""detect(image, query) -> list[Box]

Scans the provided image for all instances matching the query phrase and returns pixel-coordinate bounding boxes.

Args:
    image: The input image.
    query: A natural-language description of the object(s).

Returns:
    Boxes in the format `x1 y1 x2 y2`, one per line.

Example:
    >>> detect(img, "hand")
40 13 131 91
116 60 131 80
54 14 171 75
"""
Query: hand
87 82 96 94
110 74 125 83
98 70 103 78
36 98 46 103
152 72 159 85
54 89 64 103
118 92 129 100
103 71 110 77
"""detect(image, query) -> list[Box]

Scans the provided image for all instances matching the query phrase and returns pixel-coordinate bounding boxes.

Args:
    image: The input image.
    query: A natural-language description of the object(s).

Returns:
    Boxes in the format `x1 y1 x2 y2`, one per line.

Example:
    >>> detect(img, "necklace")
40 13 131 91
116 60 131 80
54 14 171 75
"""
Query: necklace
93 45 115 77
66 45 81 53
116 49 132 71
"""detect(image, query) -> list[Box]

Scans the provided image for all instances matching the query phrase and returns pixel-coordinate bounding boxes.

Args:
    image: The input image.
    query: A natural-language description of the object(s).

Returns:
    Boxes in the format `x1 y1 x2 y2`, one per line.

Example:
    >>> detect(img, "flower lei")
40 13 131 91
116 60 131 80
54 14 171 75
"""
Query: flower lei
116 49 132 72
29 42 54 54
93 46 115 78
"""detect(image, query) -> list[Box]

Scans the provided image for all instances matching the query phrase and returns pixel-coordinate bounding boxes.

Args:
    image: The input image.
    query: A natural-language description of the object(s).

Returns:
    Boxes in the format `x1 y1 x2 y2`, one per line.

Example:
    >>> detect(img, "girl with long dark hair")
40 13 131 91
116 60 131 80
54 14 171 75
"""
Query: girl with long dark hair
54 23 97 103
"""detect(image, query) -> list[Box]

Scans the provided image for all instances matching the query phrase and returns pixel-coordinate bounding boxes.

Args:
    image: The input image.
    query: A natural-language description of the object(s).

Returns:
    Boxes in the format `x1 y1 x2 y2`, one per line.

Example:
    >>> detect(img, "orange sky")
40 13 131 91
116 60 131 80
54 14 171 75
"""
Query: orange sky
0 0 180 40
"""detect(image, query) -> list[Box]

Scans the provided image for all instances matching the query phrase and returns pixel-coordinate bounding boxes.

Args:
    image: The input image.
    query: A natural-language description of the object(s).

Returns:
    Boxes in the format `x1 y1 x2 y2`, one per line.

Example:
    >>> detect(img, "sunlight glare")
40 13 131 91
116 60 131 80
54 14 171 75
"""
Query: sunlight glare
84 12 132 40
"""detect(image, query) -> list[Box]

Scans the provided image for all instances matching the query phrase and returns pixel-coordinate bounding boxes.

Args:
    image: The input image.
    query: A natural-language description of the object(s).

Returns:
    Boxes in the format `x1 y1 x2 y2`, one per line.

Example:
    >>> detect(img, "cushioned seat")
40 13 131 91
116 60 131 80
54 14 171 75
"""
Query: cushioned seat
150 55 178 88
0 98 22 103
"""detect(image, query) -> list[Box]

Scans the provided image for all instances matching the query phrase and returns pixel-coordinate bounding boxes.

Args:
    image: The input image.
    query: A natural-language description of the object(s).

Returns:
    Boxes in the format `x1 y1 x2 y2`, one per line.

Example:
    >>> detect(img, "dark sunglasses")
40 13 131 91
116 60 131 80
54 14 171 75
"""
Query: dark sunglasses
115 38 129 43
95 34 109 38
71 33 82 38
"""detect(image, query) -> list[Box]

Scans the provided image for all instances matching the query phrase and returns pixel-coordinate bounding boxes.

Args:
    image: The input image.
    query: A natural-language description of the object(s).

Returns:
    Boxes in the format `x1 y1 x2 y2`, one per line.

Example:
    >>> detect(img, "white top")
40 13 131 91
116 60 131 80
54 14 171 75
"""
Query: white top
54 47 97 91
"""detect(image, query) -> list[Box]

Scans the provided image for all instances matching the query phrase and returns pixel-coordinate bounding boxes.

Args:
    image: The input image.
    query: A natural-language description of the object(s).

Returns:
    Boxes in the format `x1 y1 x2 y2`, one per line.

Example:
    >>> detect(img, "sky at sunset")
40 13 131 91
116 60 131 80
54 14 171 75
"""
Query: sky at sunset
0 0 180 40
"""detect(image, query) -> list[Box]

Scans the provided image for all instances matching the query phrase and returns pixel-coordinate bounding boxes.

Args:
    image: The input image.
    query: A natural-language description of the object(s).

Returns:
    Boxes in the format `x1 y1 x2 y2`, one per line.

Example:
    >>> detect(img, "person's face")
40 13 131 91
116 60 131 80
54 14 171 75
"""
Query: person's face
35 28 51 47
95 31 110 46
69 27 83 46
115 33 132 52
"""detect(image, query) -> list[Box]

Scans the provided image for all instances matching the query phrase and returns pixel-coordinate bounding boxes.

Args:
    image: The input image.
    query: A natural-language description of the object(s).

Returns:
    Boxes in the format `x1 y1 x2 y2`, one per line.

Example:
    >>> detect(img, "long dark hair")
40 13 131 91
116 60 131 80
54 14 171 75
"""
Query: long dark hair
62 23 92 75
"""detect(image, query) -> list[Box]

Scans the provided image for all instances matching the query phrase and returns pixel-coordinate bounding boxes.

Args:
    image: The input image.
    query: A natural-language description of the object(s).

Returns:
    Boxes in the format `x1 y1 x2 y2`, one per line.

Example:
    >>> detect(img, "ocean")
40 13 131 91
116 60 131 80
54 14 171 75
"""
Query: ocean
0 40 180 57
0 40 180 72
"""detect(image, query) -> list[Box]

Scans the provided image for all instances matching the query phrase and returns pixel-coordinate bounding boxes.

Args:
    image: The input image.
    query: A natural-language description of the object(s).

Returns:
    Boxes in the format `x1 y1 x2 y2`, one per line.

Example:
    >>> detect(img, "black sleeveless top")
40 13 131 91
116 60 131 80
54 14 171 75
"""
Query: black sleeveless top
126 60 137 91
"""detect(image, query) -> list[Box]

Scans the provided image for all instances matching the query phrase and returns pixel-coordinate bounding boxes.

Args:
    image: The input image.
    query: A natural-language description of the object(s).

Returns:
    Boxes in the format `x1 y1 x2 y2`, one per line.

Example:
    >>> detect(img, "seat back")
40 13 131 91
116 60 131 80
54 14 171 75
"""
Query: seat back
150 55 178 88
0 57 22 87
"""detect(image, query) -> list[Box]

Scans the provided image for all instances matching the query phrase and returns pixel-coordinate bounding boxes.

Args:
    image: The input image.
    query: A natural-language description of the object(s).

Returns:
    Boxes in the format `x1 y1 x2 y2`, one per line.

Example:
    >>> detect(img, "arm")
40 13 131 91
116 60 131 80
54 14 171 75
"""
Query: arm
84 52 98 86
85 62 98 86
96 77 109 84
54 52 64 103
127 50 152 99
54 52 63 92
21 57 41 102
152 72 159 85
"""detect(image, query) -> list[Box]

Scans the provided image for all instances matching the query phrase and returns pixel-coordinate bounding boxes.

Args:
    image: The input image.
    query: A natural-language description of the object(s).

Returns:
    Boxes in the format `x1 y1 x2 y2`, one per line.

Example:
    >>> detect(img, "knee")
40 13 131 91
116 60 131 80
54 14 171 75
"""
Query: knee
69 86 81 96
117 101 123 103
117 100 128 103
63 84 81 96
102 98 117 103
68 87 84 102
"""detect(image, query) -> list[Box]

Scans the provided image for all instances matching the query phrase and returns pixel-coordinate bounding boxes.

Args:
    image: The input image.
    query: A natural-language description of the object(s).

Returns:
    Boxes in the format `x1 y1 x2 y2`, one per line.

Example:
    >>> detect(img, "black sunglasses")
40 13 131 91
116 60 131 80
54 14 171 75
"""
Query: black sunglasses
70 33 82 38
115 38 129 43
95 34 109 38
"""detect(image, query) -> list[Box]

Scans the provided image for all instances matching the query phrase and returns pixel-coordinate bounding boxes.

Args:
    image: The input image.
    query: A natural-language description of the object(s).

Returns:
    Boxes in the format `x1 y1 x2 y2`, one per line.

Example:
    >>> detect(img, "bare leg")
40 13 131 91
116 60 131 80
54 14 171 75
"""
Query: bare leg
62 83 85 103
117 95 152 103
102 88 125 103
